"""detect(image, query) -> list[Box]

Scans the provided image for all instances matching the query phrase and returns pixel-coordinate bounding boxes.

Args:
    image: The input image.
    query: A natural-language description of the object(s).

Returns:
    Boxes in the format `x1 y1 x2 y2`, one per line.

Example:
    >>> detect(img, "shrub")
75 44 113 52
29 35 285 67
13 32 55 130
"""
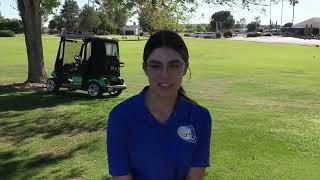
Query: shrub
0 18 23 34
215 32 222 39
223 30 233 38
0 30 15 37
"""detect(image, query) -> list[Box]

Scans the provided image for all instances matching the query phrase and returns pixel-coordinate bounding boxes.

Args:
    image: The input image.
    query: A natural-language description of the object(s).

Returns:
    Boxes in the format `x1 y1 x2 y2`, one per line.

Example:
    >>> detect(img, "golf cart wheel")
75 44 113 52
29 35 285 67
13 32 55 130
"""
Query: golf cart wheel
46 78 59 93
109 90 122 97
87 83 103 97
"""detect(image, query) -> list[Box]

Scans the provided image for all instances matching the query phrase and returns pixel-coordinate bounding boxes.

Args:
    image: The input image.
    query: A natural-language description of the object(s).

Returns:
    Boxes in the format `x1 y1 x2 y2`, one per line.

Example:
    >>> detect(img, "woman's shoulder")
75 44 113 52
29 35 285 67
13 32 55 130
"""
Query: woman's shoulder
180 96 211 116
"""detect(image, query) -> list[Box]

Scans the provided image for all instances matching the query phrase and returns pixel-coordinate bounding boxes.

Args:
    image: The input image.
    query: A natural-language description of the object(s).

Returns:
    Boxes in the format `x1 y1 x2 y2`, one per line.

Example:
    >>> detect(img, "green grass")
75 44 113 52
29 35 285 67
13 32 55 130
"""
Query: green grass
1 36 320 179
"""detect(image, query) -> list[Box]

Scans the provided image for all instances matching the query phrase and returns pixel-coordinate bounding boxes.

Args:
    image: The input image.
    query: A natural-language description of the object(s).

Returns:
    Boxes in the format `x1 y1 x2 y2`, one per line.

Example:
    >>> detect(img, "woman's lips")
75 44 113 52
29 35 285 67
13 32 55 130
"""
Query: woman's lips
158 83 173 87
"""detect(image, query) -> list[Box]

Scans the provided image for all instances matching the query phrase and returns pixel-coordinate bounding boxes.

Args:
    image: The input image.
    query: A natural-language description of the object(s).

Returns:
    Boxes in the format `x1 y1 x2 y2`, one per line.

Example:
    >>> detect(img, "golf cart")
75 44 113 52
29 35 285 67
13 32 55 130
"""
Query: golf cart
46 34 127 97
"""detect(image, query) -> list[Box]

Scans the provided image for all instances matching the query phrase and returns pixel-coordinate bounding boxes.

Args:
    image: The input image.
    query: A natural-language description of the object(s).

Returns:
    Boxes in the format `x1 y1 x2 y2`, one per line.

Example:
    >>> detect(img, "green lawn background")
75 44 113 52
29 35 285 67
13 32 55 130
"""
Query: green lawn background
0 36 320 179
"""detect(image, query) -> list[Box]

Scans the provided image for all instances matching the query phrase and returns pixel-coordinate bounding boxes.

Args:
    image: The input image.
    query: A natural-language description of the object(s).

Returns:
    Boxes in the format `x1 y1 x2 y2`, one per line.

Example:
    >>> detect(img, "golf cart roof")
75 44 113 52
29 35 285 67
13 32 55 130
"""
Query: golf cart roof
60 33 118 44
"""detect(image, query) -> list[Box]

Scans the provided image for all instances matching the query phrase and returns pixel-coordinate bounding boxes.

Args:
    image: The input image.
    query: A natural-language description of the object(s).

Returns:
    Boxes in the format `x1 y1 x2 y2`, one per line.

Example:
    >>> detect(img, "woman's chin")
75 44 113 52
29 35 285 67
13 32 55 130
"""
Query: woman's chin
153 85 178 98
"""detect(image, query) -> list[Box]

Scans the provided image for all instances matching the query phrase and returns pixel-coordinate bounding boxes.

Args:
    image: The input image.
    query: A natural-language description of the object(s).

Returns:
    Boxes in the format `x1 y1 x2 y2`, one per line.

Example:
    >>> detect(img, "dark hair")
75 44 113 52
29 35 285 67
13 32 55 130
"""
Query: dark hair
143 30 196 104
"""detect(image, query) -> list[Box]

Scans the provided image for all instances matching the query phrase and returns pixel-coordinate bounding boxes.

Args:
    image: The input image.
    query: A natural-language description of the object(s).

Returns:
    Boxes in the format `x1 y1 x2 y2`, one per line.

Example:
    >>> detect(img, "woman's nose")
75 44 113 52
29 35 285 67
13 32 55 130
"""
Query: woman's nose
159 66 169 78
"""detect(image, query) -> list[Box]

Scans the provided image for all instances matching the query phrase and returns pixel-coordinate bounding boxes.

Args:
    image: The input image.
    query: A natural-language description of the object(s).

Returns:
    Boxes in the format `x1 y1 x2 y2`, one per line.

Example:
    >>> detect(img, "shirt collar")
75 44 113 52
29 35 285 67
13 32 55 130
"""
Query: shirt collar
136 86 191 126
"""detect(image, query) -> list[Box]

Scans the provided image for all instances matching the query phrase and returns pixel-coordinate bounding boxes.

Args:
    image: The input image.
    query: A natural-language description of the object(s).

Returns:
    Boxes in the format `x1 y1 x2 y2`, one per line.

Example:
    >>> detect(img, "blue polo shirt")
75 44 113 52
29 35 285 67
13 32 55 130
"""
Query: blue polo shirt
107 87 212 180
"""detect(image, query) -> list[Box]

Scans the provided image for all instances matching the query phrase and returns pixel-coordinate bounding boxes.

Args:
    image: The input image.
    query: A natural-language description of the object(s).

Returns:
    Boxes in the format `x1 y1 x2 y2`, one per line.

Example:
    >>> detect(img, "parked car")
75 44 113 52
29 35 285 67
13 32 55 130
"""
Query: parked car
191 32 204 38
203 32 216 38
191 32 216 38
263 32 272 36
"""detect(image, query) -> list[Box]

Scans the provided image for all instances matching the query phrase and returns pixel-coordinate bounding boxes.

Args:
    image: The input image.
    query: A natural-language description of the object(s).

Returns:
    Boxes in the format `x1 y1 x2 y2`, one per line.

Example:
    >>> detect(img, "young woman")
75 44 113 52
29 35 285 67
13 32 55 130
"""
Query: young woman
107 30 212 180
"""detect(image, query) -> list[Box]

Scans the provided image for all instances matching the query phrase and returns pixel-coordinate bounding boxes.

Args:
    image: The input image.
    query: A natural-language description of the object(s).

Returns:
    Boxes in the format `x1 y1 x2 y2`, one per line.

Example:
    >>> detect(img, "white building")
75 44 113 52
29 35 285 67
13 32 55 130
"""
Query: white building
121 25 142 35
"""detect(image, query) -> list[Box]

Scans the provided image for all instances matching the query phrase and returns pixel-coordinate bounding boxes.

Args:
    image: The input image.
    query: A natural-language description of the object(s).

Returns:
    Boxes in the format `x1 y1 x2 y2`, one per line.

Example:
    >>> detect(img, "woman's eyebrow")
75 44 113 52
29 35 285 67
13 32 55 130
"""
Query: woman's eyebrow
147 60 162 64
167 60 183 64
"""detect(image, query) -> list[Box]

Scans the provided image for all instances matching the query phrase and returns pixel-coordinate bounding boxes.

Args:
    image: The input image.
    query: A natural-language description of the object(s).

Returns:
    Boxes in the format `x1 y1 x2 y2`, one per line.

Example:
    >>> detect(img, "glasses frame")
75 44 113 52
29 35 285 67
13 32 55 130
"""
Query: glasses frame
144 60 186 76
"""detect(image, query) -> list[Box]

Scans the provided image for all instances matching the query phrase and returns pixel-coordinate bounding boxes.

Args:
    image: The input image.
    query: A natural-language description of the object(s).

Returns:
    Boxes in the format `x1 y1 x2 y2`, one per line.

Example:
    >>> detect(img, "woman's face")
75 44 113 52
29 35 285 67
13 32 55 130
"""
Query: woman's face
144 47 186 98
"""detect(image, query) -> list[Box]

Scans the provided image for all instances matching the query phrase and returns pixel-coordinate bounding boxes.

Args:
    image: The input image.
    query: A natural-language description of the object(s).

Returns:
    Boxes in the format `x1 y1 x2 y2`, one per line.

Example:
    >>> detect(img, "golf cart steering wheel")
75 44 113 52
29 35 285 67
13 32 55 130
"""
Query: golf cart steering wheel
74 55 82 64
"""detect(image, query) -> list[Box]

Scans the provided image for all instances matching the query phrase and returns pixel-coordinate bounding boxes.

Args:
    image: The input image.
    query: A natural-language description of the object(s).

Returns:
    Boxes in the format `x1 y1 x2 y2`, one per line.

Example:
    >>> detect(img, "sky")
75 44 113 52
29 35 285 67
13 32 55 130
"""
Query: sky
0 0 319 26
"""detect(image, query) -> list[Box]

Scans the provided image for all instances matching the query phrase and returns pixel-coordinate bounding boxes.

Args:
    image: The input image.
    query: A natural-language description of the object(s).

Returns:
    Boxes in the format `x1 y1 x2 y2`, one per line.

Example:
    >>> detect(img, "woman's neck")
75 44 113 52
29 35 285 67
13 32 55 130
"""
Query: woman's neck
145 89 178 123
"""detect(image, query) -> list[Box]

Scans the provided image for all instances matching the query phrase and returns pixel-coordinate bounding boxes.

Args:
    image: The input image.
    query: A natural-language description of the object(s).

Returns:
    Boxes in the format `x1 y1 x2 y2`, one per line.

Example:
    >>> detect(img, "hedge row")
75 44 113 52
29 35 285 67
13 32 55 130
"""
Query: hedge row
0 30 15 37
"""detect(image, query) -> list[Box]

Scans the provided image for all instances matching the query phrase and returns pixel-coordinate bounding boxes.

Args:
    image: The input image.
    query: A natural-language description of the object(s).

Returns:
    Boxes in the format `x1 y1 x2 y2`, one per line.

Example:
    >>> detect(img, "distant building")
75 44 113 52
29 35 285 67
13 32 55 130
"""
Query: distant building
293 17 320 29
281 17 320 37
121 25 142 35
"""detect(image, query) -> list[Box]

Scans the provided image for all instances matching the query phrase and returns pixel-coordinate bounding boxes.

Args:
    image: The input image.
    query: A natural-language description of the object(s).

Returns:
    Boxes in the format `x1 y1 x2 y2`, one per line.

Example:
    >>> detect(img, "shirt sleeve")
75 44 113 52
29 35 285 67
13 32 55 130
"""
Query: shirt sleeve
191 108 212 167
107 107 130 176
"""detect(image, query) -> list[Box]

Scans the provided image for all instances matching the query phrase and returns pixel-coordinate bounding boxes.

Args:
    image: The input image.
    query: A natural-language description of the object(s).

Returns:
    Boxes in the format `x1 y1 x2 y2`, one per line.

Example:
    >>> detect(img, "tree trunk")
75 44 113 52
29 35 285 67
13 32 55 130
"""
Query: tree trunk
281 0 283 26
18 0 47 83
292 5 295 24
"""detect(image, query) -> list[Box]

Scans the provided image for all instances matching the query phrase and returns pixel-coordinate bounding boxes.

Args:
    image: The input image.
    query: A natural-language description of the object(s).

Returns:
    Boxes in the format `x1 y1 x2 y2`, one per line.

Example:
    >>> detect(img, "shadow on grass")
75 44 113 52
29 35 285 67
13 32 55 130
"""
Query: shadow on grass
0 142 90 179
0 89 125 144
0 89 124 112
0 115 106 144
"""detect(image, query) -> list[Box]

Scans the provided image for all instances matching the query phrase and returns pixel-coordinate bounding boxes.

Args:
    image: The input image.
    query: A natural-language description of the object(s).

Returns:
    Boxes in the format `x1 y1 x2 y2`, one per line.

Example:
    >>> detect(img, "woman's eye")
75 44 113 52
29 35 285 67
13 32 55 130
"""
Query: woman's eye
149 64 162 70
168 64 181 69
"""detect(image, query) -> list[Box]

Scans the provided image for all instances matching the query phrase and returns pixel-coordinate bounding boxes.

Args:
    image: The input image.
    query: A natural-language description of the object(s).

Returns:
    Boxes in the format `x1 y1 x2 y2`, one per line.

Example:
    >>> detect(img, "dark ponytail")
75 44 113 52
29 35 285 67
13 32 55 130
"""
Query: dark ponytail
178 87 197 105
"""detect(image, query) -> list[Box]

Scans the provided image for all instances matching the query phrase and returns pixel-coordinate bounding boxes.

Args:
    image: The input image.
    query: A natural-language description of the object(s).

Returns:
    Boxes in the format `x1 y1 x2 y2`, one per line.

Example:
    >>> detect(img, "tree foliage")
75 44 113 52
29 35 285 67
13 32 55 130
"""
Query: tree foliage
0 18 24 33
138 0 197 33
209 11 235 32
138 2 176 34
97 0 135 33
247 21 260 32
78 5 101 32
40 0 60 23
283 22 293 27
60 0 79 30
289 0 298 24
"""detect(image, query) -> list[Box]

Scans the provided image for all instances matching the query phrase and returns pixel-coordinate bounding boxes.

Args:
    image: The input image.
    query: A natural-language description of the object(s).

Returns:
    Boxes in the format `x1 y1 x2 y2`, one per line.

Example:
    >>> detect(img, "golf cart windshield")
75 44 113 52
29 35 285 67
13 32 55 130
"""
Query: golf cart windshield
63 40 83 64
105 42 118 57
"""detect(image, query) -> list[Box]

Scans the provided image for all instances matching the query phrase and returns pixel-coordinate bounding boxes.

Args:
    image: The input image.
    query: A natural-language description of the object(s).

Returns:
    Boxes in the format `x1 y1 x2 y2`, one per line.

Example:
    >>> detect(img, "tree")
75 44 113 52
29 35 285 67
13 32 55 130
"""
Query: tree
0 18 24 33
289 0 298 24
40 0 59 23
234 21 241 29
60 0 79 30
78 5 101 32
17 0 59 83
196 24 208 32
48 16 59 30
239 18 247 29
247 22 260 32
283 22 293 27
235 18 246 29
17 0 45 82
138 2 176 34
98 0 135 33
97 11 117 34
209 11 235 32
254 16 261 31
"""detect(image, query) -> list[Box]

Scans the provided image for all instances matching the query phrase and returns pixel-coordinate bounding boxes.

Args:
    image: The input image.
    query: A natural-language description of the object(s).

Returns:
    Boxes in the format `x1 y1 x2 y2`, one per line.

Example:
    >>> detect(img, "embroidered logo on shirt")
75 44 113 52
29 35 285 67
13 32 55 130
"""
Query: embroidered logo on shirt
177 125 196 143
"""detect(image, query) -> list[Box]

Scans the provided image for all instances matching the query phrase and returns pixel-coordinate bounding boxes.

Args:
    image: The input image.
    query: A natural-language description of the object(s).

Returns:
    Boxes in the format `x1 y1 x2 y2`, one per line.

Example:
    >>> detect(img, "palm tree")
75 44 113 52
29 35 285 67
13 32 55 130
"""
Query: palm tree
289 0 299 24
281 0 284 26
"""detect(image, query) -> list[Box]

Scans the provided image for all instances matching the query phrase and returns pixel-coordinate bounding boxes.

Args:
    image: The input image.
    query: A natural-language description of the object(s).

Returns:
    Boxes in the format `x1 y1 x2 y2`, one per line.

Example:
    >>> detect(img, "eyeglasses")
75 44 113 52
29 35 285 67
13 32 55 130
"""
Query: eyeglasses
145 60 185 75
